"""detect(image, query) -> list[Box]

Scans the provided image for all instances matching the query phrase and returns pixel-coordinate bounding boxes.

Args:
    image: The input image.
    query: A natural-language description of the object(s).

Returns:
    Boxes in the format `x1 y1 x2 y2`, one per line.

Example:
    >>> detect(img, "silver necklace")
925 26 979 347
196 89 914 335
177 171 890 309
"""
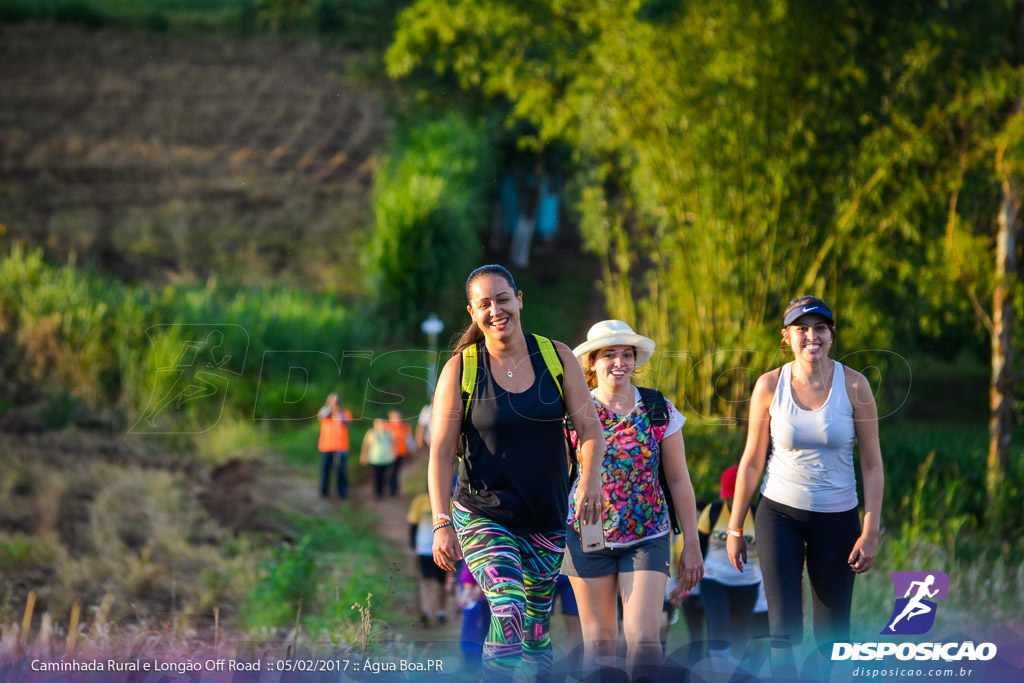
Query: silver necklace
492 353 514 378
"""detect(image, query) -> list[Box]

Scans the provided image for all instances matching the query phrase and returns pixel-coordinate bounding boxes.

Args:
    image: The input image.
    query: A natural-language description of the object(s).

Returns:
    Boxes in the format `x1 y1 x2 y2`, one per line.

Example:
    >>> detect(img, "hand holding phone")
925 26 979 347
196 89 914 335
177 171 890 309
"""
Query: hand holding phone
580 517 606 553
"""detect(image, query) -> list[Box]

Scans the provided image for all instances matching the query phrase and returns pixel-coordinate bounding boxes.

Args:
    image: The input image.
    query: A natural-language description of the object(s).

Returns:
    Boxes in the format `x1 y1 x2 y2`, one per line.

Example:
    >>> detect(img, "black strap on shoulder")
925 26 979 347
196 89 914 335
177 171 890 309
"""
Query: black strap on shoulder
638 387 679 534
637 386 669 426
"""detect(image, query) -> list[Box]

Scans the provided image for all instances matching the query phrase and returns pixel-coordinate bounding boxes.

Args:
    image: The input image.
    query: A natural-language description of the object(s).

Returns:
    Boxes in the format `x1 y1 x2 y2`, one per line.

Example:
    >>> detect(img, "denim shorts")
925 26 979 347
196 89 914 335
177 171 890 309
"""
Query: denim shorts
561 526 671 578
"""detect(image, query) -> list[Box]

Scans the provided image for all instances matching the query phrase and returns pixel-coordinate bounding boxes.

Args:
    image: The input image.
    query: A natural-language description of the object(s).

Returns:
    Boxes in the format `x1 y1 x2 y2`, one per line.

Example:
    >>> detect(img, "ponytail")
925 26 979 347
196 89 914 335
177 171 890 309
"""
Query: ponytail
454 323 484 355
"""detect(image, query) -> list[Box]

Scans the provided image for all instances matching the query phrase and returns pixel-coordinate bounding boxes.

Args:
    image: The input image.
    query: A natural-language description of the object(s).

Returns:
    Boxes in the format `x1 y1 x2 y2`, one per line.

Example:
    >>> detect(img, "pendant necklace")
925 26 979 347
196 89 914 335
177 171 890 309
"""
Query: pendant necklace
493 353 514 378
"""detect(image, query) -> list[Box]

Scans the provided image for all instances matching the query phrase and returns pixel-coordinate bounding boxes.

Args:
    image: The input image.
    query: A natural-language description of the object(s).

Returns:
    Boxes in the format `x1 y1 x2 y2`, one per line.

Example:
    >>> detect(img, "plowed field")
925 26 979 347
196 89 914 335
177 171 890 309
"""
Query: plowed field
0 22 388 291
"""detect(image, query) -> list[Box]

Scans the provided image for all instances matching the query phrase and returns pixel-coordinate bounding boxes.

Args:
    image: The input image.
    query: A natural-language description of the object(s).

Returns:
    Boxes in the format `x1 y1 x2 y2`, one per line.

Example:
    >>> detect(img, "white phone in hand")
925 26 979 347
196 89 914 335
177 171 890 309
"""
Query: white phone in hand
580 519 606 554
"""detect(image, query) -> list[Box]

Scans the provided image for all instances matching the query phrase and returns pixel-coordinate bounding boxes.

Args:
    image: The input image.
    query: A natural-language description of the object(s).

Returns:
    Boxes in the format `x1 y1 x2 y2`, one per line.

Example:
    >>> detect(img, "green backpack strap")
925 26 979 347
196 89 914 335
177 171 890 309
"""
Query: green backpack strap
461 335 565 420
533 334 565 402
532 334 579 482
461 342 479 421
460 334 574 474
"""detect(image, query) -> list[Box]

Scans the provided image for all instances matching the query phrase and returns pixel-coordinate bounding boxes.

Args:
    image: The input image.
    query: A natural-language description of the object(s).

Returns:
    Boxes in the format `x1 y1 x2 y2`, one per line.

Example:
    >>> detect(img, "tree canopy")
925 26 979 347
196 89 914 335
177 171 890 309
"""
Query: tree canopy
386 0 1024 422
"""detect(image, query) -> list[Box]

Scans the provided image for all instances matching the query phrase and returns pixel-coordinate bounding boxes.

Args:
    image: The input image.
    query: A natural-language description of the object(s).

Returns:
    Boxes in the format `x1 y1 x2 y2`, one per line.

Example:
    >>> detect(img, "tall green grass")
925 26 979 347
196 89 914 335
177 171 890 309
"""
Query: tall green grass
242 512 415 643
364 112 496 339
0 246 372 432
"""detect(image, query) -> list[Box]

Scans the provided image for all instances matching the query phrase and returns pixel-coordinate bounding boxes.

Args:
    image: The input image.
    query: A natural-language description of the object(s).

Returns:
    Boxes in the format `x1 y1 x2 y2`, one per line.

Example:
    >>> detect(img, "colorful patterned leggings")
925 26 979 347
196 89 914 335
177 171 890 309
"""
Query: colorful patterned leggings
453 506 567 680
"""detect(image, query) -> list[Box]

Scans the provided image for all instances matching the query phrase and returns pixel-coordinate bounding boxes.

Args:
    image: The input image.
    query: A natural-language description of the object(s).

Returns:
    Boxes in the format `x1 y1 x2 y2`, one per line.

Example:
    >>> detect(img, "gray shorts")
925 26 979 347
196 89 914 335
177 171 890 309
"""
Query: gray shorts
561 526 671 578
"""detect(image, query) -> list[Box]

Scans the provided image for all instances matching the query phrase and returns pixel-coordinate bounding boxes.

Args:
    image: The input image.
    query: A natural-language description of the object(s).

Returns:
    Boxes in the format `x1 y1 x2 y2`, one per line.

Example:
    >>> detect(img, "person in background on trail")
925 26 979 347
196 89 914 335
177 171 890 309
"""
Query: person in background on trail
408 485 448 627
666 527 708 667
726 296 884 657
385 409 414 497
429 264 606 680
360 418 395 501
316 393 352 499
553 574 583 670
697 466 761 662
415 403 432 452
456 561 489 670
563 320 703 679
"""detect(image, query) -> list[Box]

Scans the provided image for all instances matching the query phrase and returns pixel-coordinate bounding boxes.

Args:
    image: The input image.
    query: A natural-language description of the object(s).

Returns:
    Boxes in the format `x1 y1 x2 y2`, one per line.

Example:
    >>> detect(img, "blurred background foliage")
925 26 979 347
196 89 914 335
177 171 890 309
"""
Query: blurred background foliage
364 111 495 337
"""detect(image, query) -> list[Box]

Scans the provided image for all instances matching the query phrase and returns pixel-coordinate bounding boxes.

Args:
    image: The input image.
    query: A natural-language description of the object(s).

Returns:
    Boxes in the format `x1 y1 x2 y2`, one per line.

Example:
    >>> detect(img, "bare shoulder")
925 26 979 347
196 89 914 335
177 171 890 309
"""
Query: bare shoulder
434 353 464 394
551 340 578 364
550 339 572 354
440 353 463 374
753 368 782 398
842 364 876 403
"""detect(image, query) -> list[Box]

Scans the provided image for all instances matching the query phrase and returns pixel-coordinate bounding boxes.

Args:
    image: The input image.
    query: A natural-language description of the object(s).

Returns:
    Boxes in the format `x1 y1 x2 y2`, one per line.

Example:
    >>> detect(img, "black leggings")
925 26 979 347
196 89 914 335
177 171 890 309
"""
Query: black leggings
371 464 390 499
755 497 861 647
700 579 759 653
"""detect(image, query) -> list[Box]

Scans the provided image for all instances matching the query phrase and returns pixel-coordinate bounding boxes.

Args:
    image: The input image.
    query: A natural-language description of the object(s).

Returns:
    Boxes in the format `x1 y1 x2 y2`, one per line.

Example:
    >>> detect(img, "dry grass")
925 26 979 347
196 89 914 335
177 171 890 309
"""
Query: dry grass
0 432 253 634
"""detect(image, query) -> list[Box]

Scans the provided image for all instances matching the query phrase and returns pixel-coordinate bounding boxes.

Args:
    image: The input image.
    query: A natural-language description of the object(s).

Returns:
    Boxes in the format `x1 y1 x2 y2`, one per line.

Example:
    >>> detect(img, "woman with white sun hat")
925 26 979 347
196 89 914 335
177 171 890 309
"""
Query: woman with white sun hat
562 319 703 678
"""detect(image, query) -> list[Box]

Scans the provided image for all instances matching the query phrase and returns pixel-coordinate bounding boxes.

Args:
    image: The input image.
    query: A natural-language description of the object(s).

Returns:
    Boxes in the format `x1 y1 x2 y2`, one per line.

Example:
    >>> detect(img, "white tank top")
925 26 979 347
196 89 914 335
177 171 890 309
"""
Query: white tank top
761 361 858 512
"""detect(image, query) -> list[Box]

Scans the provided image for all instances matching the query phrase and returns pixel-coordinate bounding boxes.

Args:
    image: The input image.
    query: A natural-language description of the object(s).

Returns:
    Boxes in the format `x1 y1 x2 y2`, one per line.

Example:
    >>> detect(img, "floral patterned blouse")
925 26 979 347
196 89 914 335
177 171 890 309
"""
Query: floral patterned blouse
569 388 685 547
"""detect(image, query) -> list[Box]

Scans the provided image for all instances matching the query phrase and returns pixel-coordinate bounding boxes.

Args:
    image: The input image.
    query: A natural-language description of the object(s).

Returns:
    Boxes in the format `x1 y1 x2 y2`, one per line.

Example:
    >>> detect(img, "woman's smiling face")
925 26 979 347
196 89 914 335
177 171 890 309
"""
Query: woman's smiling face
591 345 635 390
467 273 522 341
783 313 833 362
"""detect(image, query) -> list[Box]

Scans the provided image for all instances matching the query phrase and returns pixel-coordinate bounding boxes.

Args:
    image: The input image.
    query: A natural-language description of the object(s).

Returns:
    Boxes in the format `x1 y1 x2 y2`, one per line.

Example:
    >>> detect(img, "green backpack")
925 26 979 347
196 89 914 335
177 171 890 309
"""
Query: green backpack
460 333 566 418
459 334 576 473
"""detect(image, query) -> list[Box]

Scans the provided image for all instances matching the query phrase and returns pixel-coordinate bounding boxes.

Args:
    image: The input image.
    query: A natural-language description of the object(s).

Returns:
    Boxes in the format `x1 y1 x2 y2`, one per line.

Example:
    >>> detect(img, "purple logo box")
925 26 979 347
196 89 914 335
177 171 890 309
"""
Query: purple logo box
881 571 950 635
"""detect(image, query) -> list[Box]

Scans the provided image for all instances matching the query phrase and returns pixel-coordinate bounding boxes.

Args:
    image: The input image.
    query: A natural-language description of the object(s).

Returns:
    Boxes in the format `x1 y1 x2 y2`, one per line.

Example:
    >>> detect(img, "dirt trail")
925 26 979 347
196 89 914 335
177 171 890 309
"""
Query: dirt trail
345 450 464 651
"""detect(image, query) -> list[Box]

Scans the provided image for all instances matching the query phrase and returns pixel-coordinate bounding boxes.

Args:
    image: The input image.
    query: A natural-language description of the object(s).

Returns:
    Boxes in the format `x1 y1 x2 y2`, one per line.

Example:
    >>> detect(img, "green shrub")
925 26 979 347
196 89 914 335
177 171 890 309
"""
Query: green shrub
241 513 414 638
363 112 496 339
0 247 370 430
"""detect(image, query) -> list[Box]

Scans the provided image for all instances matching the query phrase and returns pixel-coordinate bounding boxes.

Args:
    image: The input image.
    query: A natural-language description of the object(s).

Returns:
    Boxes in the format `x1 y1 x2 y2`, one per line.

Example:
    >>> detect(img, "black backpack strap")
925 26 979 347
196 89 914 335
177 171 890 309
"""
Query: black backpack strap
637 386 669 426
638 387 680 534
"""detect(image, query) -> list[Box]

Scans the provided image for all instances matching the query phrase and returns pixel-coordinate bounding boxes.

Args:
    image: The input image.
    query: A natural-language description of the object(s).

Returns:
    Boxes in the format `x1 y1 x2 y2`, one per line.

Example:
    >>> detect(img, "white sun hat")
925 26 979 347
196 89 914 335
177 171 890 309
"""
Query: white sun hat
572 320 656 369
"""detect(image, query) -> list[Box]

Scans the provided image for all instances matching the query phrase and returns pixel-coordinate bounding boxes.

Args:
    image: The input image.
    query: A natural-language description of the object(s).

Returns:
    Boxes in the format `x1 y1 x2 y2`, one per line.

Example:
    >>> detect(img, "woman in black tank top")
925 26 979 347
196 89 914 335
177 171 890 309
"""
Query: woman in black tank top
426 265 606 679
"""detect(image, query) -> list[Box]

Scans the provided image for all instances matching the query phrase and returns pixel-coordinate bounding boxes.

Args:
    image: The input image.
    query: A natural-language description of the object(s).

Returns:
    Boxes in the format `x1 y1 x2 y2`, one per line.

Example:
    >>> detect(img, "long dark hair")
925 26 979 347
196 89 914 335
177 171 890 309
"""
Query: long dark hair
454 265 519 354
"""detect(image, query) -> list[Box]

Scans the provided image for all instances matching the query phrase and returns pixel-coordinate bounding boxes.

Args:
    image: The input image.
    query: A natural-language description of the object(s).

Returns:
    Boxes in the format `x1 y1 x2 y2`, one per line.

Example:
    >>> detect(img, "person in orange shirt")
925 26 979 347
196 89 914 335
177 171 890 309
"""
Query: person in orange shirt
317 393 353 499
385 409 414 497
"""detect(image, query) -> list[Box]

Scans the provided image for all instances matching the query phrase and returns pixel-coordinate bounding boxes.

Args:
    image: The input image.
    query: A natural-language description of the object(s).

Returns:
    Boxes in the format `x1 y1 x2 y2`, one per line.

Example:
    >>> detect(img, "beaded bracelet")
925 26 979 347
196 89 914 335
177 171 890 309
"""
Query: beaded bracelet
432 521 452 533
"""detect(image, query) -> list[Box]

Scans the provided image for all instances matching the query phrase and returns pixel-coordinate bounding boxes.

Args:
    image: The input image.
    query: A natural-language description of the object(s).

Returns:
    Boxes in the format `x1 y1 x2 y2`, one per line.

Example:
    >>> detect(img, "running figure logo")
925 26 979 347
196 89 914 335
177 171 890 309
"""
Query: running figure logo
882 571 949 635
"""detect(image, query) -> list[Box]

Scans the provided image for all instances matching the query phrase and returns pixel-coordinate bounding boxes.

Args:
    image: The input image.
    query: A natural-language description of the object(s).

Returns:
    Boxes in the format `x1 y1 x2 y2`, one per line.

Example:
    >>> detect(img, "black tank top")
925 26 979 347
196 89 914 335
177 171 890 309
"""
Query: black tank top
455 334 569 534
